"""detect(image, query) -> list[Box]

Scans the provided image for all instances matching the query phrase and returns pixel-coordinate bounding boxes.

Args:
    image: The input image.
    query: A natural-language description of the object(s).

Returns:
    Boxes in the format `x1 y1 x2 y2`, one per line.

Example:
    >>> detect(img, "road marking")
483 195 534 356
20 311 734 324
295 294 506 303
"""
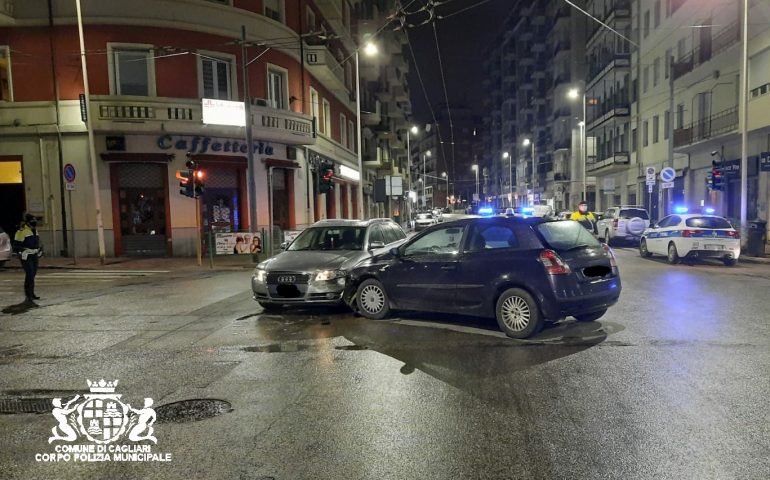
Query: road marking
392 319 508 338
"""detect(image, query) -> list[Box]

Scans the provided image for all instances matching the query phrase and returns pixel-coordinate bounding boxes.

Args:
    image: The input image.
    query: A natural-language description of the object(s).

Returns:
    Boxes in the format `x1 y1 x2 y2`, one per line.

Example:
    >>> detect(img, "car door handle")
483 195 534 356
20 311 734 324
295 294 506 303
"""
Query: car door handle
440 265 456 270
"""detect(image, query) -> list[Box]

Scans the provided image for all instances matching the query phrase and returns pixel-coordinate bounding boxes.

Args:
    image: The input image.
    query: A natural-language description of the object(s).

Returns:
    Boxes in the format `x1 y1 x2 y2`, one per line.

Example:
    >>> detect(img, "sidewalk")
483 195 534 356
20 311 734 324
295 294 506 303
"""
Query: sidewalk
0 255 260 271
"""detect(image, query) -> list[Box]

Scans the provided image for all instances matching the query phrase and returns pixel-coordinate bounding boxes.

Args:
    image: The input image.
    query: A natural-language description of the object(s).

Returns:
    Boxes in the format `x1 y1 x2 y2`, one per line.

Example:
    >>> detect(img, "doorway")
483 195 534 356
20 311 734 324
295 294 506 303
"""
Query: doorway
112 163 169 256
0 157 25 236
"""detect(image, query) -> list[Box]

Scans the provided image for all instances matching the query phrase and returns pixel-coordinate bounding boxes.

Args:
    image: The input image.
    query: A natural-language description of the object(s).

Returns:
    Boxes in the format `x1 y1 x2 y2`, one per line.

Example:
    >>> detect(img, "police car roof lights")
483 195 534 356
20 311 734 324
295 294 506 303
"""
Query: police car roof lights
674 206 689 214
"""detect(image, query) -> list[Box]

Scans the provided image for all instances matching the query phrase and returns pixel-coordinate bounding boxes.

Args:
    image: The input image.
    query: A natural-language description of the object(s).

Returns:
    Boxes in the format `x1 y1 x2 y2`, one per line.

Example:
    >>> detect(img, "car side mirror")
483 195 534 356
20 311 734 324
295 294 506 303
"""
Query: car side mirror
369 241 385 250
389 247 400 257
280 241 288 250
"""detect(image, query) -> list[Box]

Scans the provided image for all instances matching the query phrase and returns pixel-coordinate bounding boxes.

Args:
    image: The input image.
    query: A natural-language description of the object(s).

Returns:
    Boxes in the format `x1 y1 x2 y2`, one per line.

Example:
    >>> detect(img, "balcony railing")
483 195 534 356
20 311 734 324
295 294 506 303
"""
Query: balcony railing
587 152 630 172
673 106 738 147
587 1 631 43
587 100 630 127
672 21 739 80
587 52 631 81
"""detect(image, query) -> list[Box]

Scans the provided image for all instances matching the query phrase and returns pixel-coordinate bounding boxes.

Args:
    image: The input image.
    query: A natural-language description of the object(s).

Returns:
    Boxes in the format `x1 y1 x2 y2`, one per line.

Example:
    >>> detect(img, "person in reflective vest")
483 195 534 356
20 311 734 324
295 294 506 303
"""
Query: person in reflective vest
13 214 42 303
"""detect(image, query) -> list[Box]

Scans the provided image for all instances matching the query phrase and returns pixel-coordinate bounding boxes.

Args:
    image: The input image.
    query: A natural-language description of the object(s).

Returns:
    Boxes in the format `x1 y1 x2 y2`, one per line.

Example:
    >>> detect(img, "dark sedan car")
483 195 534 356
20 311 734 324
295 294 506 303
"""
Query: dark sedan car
344 217 621 338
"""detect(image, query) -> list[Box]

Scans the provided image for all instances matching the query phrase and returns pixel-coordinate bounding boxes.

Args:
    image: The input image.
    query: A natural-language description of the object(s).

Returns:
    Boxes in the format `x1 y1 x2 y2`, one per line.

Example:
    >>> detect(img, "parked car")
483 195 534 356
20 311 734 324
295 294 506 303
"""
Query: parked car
251 218 407 311
414 212 438 231
431 208 444 222
0 227 11 267
596 206 650 245
640 213 740 266
345 217 621 339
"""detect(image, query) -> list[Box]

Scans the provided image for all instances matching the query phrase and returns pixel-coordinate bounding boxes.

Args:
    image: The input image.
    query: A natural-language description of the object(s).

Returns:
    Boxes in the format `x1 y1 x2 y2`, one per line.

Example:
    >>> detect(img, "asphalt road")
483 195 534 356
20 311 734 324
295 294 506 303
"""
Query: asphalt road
0 248 769 479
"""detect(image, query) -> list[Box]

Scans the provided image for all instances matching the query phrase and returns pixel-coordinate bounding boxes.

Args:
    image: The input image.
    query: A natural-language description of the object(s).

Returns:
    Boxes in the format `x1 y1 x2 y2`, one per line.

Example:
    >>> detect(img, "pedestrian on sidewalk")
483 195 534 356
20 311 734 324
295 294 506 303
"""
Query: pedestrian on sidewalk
13 214 42 303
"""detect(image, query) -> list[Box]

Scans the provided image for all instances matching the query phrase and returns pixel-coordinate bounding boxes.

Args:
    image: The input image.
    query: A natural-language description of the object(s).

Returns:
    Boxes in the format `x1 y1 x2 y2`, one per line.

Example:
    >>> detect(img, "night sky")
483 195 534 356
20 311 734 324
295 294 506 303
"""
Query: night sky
400 0 514 122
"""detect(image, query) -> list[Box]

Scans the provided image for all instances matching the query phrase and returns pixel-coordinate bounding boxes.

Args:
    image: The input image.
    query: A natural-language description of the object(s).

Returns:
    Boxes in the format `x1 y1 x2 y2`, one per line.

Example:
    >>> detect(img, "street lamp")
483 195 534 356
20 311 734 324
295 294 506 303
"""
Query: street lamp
471 164 479 202
567 87 587 202
422 150 431 209
406 125 419 226
523 138 535 206
355 41 378 219
502 151 511 207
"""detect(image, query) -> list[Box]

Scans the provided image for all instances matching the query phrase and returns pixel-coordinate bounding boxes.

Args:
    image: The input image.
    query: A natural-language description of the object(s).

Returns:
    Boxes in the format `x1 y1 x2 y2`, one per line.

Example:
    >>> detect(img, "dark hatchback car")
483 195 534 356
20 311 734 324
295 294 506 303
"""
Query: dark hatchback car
344 217 621 338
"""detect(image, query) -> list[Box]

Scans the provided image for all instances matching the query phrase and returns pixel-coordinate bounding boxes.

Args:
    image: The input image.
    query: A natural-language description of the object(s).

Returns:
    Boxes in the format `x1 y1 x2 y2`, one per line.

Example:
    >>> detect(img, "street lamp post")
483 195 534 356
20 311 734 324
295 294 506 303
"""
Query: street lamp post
355 42 378 220
502 151 511 207
523 138 535 205
471 164 479 202
568 87 587 202
441 172 449 207
406 125 418 227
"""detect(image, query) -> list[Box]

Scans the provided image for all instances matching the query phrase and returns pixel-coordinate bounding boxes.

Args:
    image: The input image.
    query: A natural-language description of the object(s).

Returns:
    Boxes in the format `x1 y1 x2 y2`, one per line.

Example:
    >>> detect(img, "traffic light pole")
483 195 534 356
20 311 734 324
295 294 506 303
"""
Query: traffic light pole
195 194 202 267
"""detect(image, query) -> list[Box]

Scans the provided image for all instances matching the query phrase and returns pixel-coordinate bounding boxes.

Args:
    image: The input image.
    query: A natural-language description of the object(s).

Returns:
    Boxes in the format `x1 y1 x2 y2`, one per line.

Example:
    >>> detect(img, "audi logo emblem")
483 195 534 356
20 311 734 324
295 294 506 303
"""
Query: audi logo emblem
277 275 296 283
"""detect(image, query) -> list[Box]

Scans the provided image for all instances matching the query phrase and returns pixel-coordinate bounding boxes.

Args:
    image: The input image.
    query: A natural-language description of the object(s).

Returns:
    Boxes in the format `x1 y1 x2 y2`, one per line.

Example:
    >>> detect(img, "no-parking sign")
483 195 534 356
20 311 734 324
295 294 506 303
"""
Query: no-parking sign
659 167 676 183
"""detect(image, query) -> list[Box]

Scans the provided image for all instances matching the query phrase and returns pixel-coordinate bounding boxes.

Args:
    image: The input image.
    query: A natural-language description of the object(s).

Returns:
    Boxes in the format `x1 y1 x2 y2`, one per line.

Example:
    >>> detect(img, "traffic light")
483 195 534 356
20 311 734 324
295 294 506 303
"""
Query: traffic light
319 163 334 194
177 159 205 198
708 160 725 191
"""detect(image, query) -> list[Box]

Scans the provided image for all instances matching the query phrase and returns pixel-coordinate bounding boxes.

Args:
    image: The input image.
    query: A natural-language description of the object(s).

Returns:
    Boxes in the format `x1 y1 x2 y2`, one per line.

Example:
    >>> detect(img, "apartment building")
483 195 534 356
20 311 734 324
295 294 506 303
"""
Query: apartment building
0 0 409 257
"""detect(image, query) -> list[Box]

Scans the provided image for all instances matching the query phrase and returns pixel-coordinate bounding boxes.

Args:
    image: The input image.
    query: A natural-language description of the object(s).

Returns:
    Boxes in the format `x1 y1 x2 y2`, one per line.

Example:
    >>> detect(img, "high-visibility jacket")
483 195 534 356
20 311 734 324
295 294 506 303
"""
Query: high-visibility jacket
569 211 596 222
14 223 41 260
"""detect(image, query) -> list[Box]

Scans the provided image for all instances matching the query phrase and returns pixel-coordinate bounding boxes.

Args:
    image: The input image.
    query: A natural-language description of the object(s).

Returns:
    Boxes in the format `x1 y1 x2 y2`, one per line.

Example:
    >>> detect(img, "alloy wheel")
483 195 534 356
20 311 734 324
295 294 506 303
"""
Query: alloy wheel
360 284 385 314
500 295 531 331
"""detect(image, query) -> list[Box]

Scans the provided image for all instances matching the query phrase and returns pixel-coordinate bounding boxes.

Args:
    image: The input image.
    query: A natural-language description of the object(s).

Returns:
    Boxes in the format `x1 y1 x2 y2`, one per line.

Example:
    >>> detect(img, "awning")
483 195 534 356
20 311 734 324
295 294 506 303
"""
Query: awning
100 153 174 163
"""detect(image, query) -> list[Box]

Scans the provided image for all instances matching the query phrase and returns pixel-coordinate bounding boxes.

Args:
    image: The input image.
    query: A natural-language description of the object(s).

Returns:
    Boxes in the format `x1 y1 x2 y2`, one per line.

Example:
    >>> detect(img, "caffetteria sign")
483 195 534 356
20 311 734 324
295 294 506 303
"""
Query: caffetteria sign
157 134 275 156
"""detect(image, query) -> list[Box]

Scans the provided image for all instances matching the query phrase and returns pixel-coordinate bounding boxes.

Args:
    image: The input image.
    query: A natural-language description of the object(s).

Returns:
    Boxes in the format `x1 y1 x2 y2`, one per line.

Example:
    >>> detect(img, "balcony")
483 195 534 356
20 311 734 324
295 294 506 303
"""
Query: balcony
587 101 630 129
673 106 738 148
86 96 316 146
587 152 630 173
586 1 631 45
552 38 570 56
304 44 353 108
313 0 356 52
587 53 631 86
361 99 381 126
672 21 739 81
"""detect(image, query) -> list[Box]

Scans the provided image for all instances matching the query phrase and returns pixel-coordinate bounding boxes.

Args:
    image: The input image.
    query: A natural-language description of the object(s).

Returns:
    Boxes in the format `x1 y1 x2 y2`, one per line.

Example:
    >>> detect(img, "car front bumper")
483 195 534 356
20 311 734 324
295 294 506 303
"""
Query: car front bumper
252 275 347 306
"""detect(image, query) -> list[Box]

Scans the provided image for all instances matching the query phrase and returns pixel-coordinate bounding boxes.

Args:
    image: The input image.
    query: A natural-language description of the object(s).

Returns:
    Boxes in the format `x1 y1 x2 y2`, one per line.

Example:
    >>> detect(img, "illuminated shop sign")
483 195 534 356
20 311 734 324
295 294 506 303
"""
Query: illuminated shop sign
201 98 246 127
157 135 274 156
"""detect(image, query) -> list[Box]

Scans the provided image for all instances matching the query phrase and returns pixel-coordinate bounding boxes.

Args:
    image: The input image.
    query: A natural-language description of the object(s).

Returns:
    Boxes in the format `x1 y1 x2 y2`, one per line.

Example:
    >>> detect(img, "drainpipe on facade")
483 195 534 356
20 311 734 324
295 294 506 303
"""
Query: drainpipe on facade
47 0 68 256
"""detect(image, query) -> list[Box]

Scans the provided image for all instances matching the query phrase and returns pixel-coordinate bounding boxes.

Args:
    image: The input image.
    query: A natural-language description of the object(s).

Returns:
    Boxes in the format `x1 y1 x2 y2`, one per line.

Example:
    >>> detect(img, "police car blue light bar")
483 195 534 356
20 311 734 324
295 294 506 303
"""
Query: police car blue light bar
674 206 689 214
704 207 715 214
478 207 494 215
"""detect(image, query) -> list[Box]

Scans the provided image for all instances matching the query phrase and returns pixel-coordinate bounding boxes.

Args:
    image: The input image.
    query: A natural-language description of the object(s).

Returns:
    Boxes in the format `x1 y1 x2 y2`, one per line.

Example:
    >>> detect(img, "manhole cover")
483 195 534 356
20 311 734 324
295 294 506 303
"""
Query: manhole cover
0 398 53 414
335 345 368 351
155 399 232 423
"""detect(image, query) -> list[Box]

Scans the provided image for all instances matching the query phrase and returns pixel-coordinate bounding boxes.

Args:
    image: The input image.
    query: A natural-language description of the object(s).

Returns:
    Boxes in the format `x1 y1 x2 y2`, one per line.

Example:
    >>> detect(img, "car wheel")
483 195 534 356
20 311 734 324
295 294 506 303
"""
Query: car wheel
723 257 737 267
639 239 652 258
667 242 680 264
258 301 283 313
356 279 390 320
574 308 607 322
495 288 543 339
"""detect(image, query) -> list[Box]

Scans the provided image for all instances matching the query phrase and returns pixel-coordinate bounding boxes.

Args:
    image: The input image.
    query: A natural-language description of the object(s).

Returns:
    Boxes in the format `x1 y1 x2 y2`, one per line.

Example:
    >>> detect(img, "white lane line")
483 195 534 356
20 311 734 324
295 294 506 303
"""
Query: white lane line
392 319 508 338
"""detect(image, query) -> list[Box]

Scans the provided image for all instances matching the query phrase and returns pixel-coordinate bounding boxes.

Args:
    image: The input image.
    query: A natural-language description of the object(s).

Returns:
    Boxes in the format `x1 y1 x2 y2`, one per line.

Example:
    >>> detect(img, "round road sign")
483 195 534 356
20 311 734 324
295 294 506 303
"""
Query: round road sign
63 163 77 183
645 166 656 176
660 167 676 183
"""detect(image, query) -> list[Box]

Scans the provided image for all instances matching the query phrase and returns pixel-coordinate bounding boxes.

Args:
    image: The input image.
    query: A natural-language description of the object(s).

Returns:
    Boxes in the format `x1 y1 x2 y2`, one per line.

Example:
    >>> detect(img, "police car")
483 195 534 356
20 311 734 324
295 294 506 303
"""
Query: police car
639 208 740 266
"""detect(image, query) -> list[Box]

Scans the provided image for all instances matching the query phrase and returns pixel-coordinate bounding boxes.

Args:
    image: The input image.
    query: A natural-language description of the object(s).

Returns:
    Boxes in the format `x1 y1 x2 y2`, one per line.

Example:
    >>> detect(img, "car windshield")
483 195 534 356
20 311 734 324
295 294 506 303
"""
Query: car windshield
685 216 733 229
287 226 366 251
619 208 649 219
536 221 601 251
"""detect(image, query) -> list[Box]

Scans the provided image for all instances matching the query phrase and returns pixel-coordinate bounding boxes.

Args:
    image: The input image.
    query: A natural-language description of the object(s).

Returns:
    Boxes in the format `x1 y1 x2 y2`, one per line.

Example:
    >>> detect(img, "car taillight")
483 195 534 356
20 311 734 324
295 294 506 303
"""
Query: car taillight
602 243 618 268
727 230 740 239
539 249 571 275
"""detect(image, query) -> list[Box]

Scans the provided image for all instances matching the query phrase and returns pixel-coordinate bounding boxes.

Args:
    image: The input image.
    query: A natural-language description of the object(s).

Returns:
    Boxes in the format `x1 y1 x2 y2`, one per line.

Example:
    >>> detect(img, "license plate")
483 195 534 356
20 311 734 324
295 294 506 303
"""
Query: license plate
704 244 724 250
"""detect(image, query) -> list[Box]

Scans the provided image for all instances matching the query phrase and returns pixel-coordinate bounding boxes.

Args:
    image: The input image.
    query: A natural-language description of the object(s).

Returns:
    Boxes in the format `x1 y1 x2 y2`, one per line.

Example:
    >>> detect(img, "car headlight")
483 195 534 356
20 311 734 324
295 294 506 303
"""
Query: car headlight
254 268 267 283
314 270 346 282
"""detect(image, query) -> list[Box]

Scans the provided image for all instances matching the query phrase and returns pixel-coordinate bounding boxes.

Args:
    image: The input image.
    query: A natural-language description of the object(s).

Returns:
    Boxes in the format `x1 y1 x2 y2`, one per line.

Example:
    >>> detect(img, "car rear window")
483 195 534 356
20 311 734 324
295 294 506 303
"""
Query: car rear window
619 208 649 219
685 216 732 229
536 221 601 250
416 213 433 220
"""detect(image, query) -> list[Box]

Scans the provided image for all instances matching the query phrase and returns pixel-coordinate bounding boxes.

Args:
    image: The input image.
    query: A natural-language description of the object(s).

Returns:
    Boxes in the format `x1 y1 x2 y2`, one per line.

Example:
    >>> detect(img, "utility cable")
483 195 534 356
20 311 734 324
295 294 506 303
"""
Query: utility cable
432 20 455 180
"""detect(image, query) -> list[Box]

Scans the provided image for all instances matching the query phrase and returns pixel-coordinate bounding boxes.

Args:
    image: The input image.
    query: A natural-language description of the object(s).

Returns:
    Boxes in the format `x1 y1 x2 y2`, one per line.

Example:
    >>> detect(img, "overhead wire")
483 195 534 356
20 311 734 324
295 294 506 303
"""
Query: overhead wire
431 20 455 181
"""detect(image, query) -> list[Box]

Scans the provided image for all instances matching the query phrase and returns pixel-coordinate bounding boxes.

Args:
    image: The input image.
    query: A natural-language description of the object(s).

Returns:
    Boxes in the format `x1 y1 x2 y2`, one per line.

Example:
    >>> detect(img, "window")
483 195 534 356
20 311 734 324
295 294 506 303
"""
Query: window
685 217 732 229
466 224 519 252
367 225 385 246
676 104 685 129
380 223 403 244
322 99 331 135
653 58 660 87
267 66 287 110
619 208 649 220
309 87 320 131
306 6 316 32
643 120 649 146
264 0 284 23
403 226 464 256
653 115 659 143
677 38 686 60
348 120 354 150
340 114 347 147
643 66 649 93
0 46 12 101
199 54 233 100
664 110 670 140
643 10 650 37
654 1 661 28
109 44 154 96
665 48 672 78
631 128 637 151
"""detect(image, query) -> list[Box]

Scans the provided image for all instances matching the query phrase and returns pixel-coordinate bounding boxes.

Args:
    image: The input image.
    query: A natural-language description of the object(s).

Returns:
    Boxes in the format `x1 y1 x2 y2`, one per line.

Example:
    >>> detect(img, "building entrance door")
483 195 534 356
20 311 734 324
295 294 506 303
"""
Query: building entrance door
0 157 24 236
114 163 168 256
